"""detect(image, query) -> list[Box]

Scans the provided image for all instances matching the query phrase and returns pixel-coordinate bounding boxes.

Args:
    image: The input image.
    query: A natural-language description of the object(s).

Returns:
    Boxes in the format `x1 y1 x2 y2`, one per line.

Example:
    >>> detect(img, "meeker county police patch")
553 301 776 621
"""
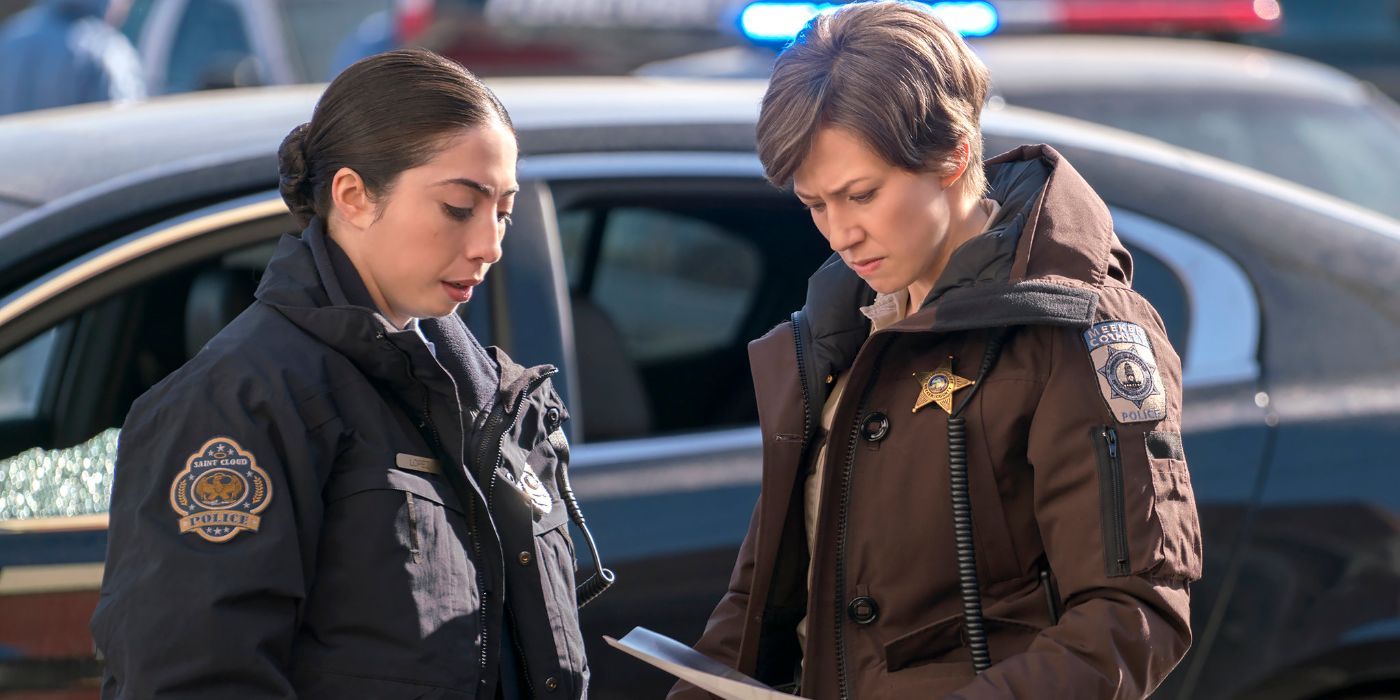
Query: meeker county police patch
169 437 273 543
1083 321 1168 424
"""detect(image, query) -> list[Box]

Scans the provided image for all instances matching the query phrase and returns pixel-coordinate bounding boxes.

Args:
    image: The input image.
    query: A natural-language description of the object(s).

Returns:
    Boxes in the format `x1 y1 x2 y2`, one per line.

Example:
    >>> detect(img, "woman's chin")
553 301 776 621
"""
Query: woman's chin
864 276 906 296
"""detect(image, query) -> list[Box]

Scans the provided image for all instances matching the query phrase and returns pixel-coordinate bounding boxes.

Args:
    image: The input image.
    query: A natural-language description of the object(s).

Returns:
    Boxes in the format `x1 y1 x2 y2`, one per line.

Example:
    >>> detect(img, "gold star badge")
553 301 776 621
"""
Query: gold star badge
913 357 975 414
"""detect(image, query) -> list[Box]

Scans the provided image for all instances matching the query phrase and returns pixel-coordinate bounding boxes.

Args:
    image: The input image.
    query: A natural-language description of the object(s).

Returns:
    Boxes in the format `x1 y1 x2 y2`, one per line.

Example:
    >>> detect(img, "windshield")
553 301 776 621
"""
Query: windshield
1001 89 1400 220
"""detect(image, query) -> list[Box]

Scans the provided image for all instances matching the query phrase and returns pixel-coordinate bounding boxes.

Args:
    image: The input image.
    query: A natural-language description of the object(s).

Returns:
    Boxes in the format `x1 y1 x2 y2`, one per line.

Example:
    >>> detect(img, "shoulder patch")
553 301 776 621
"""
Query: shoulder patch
169 437 273 543
1083 321 1168 424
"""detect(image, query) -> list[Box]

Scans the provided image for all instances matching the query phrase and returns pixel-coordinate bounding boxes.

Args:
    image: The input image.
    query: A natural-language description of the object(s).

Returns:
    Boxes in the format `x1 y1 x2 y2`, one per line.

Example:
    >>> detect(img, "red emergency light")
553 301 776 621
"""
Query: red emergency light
1057 0 1282 34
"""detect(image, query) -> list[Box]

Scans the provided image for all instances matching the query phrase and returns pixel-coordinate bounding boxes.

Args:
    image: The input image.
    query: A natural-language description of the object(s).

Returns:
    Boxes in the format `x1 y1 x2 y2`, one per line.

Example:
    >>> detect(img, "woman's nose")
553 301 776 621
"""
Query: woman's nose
826 210 864 252
465 219 504 264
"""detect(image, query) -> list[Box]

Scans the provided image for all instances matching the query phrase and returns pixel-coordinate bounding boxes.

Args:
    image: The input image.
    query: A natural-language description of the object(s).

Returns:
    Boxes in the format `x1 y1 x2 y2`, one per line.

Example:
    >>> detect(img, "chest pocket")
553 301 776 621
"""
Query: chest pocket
326 462 470 563
314 460 481 672
328 462 466 511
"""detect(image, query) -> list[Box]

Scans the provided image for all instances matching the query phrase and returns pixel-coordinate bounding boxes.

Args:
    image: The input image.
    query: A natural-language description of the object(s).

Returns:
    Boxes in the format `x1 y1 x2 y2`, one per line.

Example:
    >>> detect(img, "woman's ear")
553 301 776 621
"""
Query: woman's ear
329 167 376 230
940 142 971 190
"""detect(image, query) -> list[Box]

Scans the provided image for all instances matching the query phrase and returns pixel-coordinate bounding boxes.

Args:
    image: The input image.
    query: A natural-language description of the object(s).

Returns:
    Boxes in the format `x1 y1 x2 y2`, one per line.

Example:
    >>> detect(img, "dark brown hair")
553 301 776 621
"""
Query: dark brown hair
756 1 990 197
277 48 515 228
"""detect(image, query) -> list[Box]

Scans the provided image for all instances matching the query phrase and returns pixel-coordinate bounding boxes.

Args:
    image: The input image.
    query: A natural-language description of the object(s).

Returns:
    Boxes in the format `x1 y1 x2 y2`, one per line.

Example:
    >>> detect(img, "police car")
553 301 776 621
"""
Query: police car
0 78 1398 699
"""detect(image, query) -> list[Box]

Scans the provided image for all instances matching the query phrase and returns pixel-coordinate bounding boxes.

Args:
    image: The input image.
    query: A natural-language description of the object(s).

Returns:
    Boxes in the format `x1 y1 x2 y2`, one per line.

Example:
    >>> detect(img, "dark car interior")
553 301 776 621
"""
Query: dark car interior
0 241 278 464
550 181 829 442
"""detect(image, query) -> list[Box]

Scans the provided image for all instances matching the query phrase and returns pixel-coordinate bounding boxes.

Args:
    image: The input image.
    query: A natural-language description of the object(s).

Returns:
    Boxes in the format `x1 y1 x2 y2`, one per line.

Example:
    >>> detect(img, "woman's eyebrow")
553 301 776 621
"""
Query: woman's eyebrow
434 177 522 197
794 175 875 201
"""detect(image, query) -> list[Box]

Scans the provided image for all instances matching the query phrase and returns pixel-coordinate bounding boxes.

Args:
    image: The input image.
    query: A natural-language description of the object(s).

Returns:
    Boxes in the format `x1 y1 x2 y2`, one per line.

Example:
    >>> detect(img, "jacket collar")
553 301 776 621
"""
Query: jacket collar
253 218 501 417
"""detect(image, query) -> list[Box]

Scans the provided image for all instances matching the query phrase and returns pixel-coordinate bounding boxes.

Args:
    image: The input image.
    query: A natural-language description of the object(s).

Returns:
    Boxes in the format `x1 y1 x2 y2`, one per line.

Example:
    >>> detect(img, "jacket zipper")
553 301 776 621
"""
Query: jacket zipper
790 312 814 444
383 330 508 689
479 368 560 693
832 371 882 700
1094 426 1131 577
793 311 860 700
421 382 494 680
832 409 864 700
829 335 894 699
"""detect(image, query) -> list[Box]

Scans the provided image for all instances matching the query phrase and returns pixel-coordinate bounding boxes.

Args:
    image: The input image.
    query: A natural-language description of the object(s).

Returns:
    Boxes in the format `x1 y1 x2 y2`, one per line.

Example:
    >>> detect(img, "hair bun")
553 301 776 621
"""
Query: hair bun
277 123 316 228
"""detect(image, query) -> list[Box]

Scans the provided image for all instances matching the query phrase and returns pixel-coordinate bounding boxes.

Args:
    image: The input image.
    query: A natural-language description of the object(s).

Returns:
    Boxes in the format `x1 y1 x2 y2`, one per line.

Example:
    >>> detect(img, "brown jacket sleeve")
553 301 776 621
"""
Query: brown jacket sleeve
951 287 1203 699
666 502 761 700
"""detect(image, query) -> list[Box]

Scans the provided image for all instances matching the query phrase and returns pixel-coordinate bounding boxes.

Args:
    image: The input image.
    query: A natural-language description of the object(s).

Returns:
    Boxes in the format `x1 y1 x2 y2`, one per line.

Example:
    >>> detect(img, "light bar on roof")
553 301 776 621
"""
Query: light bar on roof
738 1 1000 44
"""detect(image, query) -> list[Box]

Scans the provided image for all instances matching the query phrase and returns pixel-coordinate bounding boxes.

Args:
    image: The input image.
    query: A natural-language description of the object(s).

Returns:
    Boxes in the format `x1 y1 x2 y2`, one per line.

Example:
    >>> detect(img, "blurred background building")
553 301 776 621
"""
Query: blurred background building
1 0 1396 96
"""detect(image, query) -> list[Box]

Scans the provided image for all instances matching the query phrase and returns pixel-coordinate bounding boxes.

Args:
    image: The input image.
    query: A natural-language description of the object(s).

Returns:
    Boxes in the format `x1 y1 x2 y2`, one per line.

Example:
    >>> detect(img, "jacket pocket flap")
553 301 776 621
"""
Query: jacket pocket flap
533 504 569 536
884 614 963 671
885 615 1046 671
327 466 465 513
1149 457 1203 581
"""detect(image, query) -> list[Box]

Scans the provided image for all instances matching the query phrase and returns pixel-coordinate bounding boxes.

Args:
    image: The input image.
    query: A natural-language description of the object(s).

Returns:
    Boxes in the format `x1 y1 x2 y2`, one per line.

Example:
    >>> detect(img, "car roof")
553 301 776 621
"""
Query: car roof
1 74 1395 291
0 79 771 213
976 34 1375 102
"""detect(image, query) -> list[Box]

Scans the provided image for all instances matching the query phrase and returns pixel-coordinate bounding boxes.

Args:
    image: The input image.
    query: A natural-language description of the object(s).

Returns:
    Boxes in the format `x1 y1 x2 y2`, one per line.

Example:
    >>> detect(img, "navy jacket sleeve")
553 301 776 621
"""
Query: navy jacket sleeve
91 373 335 699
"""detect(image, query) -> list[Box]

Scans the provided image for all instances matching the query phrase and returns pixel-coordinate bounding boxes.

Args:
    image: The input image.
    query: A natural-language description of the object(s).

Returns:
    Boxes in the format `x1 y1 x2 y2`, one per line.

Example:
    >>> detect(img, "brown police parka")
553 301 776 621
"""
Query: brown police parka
672 145 1204 699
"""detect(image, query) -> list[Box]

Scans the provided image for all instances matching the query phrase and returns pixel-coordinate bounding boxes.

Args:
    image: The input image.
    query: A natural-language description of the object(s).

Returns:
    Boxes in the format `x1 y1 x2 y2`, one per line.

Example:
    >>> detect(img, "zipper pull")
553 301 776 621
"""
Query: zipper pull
1105 428 1119 459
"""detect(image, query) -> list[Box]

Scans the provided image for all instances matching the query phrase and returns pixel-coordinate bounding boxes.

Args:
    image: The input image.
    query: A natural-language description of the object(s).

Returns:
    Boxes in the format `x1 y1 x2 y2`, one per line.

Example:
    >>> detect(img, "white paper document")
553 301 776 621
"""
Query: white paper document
604 627 792 700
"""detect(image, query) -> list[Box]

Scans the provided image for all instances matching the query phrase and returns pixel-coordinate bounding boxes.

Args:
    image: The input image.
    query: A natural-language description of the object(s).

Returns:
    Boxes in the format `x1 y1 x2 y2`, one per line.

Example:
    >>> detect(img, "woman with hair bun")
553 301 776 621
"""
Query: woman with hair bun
92 48 605 699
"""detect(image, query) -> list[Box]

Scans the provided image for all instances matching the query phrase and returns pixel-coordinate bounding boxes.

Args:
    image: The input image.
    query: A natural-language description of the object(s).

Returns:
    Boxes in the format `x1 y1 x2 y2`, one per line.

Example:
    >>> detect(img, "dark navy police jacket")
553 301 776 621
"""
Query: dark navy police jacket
92 220 589 698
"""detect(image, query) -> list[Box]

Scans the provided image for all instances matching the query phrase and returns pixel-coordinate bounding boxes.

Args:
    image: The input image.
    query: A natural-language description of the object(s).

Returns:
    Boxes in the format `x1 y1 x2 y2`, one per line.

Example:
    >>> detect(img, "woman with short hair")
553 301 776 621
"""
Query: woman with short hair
673 3 1202 697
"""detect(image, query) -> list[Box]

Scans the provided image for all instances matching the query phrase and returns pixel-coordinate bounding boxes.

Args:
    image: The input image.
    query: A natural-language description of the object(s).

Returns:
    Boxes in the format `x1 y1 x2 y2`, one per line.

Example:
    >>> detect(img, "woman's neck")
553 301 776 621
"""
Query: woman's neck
907 197 993 313
326 221 411 329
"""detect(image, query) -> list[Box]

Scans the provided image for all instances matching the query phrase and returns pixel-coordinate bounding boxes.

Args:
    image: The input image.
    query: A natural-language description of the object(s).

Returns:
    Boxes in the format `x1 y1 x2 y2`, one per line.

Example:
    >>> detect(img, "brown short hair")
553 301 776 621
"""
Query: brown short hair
756 1 990 198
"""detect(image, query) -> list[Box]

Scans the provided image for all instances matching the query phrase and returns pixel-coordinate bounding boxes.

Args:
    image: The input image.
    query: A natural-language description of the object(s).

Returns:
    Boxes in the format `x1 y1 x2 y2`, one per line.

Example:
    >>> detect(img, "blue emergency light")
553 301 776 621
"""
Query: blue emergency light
739 1 999 44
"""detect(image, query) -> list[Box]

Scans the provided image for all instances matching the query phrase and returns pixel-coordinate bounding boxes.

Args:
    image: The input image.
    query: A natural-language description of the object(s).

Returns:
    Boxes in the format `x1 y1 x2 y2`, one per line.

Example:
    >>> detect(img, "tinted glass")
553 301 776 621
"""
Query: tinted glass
0 329 56 423
591 208 761 363
557 208 592 290
0 239 280 521
1123 243 1191 357
553 184 824 439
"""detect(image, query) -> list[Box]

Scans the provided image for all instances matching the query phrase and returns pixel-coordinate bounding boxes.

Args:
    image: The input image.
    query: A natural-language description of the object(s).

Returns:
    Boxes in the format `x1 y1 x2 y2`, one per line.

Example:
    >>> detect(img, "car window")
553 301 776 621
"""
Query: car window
554 186 826 441
1122 243 1190 356
0 329 58 423
0 239 281 521
590 208 761 363
166 0 255 92
0 219 500 521
557 208 592 289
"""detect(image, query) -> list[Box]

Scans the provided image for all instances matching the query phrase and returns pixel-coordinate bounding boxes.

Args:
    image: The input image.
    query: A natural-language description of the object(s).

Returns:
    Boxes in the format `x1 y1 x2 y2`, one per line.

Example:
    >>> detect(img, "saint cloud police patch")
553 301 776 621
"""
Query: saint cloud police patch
1083 321 1168 424
169 437 273 543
